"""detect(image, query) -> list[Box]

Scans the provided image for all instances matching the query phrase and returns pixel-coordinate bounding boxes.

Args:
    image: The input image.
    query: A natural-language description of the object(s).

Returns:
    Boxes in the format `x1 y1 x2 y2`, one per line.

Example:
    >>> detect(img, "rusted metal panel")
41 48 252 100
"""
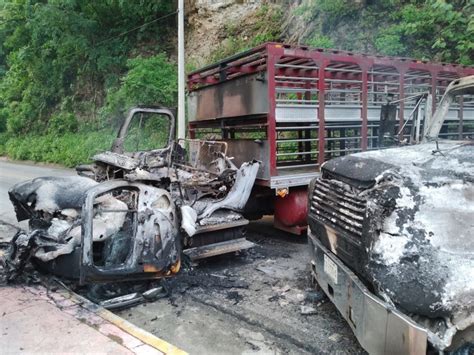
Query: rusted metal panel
224 139 271 181
266 46 278 176
360 66 368 150
317 60 327 165
188 73 269 121
188 43 474 187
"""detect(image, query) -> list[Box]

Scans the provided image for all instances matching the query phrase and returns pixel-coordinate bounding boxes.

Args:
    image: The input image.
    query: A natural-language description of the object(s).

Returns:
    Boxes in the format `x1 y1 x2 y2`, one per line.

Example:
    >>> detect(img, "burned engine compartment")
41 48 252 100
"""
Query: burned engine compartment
308 140 474 349
6 134 260 284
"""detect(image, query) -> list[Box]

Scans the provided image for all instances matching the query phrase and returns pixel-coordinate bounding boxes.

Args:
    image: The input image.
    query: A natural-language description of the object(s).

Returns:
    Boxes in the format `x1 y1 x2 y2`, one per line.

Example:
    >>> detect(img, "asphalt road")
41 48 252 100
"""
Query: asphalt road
117 221 365 354
0 159 73 227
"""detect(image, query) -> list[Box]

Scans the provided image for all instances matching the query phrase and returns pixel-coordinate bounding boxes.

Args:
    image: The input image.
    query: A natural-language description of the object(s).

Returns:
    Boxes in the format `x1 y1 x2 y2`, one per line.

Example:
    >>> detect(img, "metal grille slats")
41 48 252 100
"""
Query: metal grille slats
310 179 366 238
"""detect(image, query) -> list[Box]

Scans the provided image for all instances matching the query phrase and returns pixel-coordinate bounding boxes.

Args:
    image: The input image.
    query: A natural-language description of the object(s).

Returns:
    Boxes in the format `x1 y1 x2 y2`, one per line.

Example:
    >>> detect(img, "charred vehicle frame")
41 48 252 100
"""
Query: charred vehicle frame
307 76 474 353
7 107 259 284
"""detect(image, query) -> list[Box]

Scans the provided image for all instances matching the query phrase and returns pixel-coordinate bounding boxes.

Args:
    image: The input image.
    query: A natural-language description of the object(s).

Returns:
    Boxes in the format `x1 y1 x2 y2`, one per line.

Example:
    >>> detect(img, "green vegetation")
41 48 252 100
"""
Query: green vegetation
0 130 116 167
0 0 177 166
122 112 171 152
375 1 473 64
306 34 334 49
102 54 177 126
296 0 473 65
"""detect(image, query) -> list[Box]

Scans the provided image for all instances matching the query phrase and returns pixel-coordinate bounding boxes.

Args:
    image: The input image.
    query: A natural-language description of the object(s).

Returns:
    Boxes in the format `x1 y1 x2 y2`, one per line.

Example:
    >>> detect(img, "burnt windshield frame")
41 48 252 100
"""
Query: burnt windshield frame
112 107 176 154
424 77 474 141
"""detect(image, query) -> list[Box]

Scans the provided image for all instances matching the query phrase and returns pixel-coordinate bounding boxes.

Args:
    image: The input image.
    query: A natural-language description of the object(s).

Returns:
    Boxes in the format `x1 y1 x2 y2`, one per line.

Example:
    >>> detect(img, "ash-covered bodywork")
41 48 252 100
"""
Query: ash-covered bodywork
308 74 474 352
308 140 474 349
6 107 260 283
8 178 181 283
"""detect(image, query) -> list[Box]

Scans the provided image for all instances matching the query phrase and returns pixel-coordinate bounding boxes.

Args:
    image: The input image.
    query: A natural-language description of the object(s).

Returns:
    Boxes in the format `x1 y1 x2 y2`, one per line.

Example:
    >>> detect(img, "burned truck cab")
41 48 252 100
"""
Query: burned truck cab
307 76 474 353
8 176 182 284
7 106 259 284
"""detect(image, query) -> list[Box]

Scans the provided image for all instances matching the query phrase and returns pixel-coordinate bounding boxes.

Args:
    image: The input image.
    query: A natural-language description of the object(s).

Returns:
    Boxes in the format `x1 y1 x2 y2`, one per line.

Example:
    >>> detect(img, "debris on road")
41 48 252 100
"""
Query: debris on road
256 260 294 279
99 292 144 310
300 305 317 316
237 328 276 354
226 291 243 305
164 270 250 293
328 334 342 342
304 290 326 304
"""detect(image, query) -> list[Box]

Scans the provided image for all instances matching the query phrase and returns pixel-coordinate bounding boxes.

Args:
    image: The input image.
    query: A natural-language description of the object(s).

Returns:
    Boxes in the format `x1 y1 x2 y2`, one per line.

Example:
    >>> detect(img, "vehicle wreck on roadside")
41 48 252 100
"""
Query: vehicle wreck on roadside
308 75 474 353
5 107 259 285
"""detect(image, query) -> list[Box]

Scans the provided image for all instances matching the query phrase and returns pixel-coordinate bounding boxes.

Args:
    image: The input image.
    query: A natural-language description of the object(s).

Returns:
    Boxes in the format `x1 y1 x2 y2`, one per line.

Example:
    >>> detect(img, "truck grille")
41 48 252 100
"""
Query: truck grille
310 179 366 238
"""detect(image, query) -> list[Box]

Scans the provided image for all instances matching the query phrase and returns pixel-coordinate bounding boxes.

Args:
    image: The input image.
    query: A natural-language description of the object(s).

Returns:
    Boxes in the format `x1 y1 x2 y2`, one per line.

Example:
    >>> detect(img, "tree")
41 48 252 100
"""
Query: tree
0 0 176 134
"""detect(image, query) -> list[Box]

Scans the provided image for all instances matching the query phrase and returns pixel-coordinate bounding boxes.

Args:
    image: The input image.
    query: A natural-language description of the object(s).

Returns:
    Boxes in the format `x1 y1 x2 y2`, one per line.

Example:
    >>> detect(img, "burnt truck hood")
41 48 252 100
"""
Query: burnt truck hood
322 155 397 189
9 176 98 222
321 140 473 188
318 140 474 347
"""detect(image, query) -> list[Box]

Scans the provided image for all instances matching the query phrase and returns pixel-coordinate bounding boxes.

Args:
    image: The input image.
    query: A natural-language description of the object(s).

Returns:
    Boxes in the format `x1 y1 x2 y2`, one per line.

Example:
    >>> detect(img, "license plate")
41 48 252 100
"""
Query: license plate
324 254 338 284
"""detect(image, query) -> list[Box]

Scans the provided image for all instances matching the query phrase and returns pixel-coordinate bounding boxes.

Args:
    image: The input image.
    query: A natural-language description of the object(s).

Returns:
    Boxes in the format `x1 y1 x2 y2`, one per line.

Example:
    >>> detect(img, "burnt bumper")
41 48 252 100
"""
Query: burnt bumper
308 230 428 354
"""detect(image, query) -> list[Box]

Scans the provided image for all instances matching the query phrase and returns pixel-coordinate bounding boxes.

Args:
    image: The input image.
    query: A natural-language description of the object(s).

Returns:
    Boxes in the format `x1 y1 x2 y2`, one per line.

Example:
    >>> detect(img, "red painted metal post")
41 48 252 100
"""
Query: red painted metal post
266 45 278 176
431 72 438 115
361 65 368 151
317 60 327 165
398 68 406 139
188 123 196 139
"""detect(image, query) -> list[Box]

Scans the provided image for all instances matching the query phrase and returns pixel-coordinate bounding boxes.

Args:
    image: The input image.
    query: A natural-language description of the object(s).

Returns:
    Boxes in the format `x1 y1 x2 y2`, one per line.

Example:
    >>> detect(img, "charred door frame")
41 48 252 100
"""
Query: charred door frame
79 180 180 284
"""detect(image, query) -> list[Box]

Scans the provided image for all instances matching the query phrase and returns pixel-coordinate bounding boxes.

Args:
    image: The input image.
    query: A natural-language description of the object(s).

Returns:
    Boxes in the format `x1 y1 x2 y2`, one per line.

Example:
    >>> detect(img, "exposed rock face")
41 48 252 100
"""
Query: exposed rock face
185 1 262 67
184 0 391 66
185 0 293 67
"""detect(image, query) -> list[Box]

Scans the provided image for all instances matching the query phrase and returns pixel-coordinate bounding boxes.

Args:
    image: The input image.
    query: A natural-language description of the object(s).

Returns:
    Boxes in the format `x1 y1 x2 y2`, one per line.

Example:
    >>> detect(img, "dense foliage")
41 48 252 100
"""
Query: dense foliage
0 0 177 137
103 54 177 125
298 0 473 65
375 1 473 64
0 129 116 166
0 0 178 165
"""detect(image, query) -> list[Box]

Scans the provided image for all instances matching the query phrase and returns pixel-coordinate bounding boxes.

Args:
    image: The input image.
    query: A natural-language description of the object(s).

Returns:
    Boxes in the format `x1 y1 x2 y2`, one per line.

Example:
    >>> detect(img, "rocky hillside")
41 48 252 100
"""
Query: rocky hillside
185 0 473 66
185 0 288 67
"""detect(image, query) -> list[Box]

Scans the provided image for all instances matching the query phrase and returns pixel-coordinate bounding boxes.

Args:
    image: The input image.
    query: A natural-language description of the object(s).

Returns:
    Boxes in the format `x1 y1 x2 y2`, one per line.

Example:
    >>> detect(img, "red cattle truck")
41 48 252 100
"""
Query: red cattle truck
187 43 474 234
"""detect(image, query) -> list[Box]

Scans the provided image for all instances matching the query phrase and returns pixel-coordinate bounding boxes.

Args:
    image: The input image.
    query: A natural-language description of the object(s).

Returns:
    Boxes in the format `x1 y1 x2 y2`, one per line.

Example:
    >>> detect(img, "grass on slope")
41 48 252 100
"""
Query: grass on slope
0 130 116 167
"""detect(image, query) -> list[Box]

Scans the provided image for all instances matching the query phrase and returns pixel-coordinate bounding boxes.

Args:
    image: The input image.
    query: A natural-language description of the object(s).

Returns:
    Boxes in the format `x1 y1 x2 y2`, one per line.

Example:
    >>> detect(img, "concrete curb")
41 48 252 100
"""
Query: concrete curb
52 281 188 355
